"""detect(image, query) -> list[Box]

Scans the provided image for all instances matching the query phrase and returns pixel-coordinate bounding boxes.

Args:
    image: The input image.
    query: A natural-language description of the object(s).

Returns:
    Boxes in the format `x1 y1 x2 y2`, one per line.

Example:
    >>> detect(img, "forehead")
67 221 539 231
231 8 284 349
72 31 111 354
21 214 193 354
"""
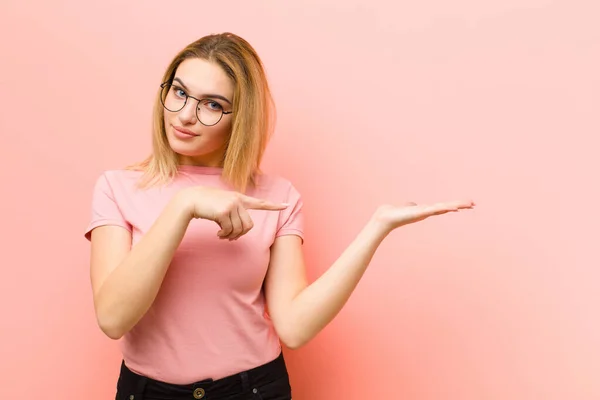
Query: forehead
174 58 234 97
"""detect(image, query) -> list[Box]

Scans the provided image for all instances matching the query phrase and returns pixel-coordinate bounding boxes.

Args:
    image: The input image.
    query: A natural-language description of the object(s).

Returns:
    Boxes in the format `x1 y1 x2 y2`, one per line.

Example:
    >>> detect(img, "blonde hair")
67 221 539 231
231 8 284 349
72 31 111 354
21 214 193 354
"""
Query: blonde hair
129 32 275 193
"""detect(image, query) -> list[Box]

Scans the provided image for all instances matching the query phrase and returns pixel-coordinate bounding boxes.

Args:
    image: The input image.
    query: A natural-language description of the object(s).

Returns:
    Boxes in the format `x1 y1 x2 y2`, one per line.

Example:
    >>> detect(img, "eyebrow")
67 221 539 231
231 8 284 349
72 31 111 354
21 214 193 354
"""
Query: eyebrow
172 77 232 105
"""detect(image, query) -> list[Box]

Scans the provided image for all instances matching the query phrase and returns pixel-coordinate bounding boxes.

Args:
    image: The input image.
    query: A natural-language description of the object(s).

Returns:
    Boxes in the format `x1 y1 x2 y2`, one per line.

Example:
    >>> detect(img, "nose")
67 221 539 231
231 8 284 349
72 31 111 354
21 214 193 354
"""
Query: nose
177 99 198 124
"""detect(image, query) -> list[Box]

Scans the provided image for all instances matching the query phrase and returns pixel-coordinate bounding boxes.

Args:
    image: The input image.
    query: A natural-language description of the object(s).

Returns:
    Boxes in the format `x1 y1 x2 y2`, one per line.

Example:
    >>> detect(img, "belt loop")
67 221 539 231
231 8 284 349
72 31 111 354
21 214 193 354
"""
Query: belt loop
134 375 148 400
240 371 250 391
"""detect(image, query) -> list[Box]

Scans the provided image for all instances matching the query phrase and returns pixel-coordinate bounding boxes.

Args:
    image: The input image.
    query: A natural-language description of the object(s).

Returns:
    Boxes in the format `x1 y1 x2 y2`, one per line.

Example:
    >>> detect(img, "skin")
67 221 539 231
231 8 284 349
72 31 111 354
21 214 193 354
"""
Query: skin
164 58 234 167
89 58 476 346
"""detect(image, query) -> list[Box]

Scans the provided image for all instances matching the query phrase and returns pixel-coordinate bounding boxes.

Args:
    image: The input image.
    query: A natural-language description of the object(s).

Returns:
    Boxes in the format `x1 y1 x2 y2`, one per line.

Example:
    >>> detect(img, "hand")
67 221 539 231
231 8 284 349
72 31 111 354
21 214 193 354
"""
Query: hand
373 200 476 233
179 187 289 240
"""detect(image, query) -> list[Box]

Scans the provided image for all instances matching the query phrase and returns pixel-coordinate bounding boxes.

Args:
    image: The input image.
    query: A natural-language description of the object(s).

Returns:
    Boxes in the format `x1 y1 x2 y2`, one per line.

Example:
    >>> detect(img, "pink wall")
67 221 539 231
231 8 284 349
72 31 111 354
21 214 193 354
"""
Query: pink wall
1 0 599 398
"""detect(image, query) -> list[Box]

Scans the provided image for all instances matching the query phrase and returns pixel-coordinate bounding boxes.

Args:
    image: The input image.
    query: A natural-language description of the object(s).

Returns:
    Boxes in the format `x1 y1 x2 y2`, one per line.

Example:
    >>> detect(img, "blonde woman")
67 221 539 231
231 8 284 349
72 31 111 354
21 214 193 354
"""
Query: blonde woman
85 32 475 400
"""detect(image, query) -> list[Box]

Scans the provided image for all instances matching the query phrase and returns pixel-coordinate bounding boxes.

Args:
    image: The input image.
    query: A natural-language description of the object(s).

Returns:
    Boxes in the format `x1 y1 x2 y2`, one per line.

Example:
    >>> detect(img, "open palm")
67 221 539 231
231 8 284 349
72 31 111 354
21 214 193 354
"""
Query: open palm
375 200 476 231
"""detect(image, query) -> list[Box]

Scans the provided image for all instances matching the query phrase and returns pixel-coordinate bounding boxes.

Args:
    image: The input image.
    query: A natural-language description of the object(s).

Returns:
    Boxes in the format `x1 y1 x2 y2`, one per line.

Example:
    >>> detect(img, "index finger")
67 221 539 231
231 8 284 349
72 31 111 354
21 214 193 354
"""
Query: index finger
429 200 475 213
240 195 289 211
448 199 476 209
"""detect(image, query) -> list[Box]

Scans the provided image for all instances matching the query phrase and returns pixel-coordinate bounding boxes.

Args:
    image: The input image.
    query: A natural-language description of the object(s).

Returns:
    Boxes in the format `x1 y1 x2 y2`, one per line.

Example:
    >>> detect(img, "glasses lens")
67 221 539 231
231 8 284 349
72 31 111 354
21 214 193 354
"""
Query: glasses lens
197 99 223 126
161 84 186 112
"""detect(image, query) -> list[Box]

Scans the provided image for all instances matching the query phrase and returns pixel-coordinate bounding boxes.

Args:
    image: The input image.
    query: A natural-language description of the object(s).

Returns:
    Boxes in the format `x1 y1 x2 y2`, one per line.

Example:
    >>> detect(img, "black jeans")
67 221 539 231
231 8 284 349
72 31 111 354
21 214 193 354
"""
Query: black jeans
115 352 292 400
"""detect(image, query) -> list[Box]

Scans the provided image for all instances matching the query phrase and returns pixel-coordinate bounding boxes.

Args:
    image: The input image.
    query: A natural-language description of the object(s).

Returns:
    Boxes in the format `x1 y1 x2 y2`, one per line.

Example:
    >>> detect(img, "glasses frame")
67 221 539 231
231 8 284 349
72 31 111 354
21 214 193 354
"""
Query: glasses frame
159 81 233 126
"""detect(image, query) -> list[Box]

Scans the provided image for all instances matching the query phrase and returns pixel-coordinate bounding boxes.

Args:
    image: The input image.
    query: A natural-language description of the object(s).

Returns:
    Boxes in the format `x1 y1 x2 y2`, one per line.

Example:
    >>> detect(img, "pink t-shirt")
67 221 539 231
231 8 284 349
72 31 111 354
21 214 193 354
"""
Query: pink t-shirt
84 165 304 384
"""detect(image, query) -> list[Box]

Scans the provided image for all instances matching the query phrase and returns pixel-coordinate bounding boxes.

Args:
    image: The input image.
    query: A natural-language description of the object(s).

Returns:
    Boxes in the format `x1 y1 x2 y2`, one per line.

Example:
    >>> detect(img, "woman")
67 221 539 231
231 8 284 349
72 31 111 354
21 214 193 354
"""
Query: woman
85 32 474 400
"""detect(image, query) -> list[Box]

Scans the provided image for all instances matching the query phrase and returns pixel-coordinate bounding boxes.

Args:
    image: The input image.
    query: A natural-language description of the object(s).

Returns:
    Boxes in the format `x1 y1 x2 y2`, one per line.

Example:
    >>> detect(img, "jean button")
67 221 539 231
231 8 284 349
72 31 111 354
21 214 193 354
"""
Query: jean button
193 388 206 399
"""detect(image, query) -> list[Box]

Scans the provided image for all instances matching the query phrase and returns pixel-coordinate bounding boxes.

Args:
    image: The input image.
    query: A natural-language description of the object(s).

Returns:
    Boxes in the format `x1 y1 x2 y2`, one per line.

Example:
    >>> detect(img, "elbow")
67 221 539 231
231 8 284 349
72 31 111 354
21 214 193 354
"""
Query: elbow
95 305 127 340
278 326 310 350
100 324 125 341
94 290 132 340
274 313 315 349
97 315 126 340
282 337 306 350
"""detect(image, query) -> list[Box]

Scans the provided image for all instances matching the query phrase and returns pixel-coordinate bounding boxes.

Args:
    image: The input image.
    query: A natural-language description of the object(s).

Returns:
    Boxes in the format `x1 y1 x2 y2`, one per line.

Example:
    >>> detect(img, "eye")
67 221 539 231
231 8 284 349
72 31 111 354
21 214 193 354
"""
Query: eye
200 100 223 111
171 85 187 99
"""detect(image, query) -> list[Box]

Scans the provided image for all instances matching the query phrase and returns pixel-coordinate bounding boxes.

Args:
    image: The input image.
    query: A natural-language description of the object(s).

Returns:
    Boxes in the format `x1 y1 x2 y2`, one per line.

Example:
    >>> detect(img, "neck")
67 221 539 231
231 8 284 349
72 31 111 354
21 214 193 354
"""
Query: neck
178 153 224 168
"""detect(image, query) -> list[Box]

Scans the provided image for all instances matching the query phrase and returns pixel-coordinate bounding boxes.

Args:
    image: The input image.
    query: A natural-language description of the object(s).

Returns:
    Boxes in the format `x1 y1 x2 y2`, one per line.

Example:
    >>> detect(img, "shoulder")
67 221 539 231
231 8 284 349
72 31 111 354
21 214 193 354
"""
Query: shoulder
91 168 145 195
252 172 304 208
254 172 299 195
100 168 144 182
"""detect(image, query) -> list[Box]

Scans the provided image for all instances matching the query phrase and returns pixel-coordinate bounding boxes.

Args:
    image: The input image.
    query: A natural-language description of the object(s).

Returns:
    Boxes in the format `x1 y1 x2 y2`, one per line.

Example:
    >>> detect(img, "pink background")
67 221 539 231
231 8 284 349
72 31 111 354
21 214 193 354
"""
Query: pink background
1 0 599 399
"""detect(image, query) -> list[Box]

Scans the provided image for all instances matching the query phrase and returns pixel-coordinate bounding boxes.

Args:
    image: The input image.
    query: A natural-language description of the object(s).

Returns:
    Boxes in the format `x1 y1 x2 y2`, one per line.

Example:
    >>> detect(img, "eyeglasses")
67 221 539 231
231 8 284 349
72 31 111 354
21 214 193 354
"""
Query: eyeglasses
160 82 233 126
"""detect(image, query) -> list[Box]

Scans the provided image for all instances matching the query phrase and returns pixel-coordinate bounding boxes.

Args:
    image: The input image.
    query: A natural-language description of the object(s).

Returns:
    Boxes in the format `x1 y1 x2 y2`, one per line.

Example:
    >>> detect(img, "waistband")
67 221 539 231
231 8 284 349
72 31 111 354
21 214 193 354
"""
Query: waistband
117 351 288 399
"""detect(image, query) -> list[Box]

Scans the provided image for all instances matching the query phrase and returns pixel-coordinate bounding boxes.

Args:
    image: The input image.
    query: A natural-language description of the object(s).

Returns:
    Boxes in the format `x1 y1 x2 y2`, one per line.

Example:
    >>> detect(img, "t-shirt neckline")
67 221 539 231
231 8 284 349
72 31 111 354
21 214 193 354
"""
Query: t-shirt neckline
177 165 223 175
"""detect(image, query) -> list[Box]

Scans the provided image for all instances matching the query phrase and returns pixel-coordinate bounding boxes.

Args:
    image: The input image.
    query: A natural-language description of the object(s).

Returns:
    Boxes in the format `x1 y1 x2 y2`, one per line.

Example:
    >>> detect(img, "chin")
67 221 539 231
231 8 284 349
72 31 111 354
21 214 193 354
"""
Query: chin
166 137 217 161
168 141 201 157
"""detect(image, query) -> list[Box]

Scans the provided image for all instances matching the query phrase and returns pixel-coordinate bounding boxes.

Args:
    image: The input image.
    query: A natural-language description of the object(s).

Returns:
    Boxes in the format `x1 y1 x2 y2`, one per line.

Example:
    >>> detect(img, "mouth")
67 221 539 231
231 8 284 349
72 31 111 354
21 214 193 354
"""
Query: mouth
172 125 198 138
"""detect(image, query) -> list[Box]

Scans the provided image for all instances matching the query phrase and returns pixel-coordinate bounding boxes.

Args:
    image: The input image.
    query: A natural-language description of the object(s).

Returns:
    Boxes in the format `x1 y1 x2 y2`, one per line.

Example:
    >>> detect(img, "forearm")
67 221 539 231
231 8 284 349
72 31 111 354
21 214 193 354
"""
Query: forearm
95 193 192 339
286 217 389 347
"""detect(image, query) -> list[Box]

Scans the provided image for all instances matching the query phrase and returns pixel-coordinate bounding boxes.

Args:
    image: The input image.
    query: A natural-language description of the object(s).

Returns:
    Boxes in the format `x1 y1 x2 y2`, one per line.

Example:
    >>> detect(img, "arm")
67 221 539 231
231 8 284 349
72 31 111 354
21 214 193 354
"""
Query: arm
90 193 192 340
264 216 387 349
89 183 288 340
264 201 475 349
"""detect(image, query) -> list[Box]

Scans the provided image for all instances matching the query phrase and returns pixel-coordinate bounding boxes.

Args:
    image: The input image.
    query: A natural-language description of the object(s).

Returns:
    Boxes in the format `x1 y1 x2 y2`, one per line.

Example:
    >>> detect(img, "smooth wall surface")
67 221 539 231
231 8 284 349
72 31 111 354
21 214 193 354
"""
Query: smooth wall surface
1 1 599 399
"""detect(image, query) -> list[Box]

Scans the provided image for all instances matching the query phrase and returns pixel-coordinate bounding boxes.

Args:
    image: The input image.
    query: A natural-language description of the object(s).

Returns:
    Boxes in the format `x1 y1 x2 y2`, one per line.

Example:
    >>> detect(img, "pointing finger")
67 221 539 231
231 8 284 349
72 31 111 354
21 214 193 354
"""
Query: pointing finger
240 195 289 211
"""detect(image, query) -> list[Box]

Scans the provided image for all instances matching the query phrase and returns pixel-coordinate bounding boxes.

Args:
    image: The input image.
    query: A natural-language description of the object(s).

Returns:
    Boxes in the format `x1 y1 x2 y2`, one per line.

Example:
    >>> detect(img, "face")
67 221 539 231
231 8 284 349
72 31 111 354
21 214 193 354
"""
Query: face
163 58 235 166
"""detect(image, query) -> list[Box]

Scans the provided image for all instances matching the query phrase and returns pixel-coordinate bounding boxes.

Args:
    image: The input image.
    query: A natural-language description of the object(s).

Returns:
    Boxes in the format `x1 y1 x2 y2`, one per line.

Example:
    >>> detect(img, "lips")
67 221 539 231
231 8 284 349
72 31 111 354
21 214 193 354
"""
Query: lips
172 125 198 139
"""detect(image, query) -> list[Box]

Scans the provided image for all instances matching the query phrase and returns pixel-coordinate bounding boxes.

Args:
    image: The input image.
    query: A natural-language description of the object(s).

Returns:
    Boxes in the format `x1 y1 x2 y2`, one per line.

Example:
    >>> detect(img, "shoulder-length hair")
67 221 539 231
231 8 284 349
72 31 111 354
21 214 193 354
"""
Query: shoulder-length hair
130 32 275 193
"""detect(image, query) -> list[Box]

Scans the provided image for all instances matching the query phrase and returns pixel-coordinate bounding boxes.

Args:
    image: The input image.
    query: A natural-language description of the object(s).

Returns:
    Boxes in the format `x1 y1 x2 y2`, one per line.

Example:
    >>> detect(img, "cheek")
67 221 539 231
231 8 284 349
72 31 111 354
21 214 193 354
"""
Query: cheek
163 113 172 130
209 122 232 142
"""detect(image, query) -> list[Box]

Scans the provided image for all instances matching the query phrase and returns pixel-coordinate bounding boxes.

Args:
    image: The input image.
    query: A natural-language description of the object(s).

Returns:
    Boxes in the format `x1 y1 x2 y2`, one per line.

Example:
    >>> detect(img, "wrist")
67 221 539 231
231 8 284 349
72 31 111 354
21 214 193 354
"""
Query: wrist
366 212 392 242
171 188 195 222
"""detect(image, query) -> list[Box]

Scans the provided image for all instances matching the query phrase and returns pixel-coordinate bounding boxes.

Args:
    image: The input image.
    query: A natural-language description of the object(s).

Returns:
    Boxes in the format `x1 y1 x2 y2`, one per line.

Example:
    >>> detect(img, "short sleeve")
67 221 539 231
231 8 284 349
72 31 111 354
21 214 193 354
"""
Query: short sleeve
275 183 305 243
84 172 132 241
